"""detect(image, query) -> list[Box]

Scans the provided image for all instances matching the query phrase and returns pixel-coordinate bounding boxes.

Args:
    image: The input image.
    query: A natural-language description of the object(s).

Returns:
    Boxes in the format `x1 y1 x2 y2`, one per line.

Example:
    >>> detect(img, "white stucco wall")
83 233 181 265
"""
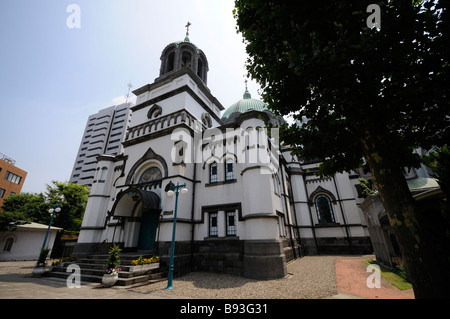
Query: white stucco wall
0 223 61 261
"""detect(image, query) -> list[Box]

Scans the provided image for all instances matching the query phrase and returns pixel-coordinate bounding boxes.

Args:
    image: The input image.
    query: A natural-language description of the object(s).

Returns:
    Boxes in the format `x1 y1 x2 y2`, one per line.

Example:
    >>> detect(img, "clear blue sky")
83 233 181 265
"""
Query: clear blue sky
0 0 261 194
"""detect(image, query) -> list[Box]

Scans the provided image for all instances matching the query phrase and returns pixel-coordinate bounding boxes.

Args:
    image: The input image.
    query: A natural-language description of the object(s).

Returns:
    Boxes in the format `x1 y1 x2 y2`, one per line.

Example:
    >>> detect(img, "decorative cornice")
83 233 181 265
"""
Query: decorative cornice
132 67 224 111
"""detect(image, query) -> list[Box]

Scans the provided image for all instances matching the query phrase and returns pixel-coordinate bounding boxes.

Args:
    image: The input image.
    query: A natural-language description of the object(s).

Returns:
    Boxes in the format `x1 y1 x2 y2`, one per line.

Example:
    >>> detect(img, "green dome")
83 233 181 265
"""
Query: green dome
222 90 268 120
171 38 200 53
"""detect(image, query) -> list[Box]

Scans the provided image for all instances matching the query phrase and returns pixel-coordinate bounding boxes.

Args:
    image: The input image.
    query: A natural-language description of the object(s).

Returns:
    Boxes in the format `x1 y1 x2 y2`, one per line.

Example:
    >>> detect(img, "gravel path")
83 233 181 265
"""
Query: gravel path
129 255 341 299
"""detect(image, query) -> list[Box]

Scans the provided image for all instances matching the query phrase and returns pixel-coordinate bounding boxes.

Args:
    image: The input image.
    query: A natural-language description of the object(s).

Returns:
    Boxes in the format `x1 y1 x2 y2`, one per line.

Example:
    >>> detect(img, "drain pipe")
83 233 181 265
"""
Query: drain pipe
287 167 302 255
332 175 353 254
280 164 296 257
303 177 320 254
190 162 197 271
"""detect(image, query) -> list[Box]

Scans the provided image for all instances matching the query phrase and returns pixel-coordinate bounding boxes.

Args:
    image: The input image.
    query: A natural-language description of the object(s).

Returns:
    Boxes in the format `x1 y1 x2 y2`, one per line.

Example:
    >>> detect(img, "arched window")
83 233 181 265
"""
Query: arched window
273 174 281 195
181 51 192 68
201 113 212 128
3 237 14 252
225 159 234 181
210 162 218 183
197 58 204 78
139 167 162 183
315 195 335 224
167 52 175 72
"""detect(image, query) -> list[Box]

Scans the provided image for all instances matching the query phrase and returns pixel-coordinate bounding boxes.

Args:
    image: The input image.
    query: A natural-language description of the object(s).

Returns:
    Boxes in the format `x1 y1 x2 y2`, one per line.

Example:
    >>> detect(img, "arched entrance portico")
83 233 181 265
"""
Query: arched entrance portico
111 187 161 251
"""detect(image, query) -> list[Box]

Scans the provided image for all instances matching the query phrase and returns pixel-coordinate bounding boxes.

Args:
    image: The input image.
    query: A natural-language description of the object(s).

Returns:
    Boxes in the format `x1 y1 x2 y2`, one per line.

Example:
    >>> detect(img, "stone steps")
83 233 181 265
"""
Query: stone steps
46 252 167 286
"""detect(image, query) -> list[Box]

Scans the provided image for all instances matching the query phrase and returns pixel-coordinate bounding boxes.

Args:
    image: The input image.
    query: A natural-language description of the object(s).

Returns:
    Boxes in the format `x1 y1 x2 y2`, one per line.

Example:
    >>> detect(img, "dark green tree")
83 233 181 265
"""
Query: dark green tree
45 181 90 233
1 181 90 234
1 193 50 224
234 0 450 298
0 211 31 232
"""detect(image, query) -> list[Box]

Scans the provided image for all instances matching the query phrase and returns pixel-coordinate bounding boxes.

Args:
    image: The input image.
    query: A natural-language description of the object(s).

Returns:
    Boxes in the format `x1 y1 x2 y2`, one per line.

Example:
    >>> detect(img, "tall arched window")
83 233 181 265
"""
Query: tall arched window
225 159 234 181
210 162 218 183
315 195 335 224
181 51 192 67
3 237 14 252
197 58 204 78
167 52 175 72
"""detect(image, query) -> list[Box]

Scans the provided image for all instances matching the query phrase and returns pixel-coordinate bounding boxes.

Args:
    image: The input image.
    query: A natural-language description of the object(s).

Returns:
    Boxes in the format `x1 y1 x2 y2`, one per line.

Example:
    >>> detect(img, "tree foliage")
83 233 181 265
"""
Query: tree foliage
234 0 449 175
0 181 90 233
0 211 31 232
45 181 90 232
234 0 450 298
1 193 50 224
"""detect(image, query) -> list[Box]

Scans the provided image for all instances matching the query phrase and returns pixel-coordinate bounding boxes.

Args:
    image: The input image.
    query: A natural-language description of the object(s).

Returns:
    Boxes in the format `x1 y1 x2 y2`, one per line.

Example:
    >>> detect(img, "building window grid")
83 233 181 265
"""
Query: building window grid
315 195 336 224
209 212 218 237
225 160 234 181
4 171 22 184
278 214 287 237
210 162 218 183
226 211 237 236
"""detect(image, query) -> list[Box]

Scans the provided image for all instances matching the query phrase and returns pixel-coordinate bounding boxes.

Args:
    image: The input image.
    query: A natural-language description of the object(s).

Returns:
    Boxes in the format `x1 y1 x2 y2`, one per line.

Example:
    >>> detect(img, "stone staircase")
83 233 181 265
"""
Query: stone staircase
46 252 168 286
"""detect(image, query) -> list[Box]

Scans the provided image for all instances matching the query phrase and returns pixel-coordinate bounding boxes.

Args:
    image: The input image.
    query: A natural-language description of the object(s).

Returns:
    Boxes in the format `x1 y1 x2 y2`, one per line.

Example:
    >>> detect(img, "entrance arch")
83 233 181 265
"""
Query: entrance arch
111 188 161 250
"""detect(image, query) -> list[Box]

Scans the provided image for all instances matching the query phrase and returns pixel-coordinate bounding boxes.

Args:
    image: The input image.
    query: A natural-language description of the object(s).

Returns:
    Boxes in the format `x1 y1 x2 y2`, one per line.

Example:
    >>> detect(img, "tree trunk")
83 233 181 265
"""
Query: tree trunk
361 133 450 299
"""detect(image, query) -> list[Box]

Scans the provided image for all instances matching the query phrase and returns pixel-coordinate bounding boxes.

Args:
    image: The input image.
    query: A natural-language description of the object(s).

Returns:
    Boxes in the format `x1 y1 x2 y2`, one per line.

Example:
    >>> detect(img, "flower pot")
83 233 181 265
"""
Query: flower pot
102 273 119 287
129 265 143 272
130 263 160 272
143 263 160 271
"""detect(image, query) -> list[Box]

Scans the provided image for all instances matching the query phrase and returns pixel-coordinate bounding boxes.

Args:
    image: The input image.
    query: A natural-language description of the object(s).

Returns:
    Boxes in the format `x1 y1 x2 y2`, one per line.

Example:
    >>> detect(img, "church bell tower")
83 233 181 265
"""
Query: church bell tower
158 22 209 84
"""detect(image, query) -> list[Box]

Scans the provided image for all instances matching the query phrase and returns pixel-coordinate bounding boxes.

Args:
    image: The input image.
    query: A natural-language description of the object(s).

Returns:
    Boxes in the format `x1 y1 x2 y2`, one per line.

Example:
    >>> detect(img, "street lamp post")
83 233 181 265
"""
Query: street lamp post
165 182 188 290
42 204 61 251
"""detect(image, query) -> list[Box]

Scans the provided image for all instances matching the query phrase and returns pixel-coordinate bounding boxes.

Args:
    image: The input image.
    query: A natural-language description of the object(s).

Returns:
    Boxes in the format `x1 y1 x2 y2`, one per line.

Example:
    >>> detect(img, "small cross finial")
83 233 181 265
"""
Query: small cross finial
184 22 191 41
243 79 251 99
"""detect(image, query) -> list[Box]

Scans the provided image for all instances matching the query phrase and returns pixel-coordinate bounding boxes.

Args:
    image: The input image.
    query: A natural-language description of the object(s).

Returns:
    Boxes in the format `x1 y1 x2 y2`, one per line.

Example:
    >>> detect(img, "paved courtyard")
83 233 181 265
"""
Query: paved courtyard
0 255 414 299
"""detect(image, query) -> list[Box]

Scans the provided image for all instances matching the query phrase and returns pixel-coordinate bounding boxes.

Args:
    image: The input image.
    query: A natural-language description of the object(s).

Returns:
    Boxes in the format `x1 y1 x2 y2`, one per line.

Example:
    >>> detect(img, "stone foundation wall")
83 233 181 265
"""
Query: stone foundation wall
300 237 372 255
73 238 304 279
155 238 297 279
72 242 125 258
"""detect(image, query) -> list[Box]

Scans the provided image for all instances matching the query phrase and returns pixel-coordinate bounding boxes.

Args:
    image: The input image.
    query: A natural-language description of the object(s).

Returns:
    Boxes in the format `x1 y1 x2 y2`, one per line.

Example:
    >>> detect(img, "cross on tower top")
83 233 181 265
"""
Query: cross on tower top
185 22 191 41
243 79 251 99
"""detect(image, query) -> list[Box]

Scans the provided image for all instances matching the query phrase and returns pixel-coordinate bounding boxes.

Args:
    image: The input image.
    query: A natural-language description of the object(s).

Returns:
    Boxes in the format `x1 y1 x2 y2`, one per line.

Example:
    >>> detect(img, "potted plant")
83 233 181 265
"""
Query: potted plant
32 248 50 277
102 244 122 287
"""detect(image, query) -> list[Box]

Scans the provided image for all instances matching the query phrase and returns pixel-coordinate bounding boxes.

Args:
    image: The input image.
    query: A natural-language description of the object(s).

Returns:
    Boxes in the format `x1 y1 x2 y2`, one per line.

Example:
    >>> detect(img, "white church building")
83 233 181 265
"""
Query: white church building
73 31 371 279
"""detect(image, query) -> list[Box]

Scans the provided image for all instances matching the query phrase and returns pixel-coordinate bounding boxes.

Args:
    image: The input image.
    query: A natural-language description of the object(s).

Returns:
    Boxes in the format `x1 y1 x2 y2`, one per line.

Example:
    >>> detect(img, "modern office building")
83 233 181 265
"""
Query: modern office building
0 153 27 208
69 103 133 187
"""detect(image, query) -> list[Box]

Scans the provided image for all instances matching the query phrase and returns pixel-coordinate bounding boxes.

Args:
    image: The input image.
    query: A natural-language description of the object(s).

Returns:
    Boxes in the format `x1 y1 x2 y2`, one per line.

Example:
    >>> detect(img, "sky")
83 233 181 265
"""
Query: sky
0 0 262 194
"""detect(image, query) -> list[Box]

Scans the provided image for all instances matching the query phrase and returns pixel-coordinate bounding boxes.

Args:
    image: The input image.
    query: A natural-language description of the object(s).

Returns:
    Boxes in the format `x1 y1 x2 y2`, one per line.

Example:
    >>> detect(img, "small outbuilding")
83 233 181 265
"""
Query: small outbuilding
360 177 442 268
0 222 62 261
